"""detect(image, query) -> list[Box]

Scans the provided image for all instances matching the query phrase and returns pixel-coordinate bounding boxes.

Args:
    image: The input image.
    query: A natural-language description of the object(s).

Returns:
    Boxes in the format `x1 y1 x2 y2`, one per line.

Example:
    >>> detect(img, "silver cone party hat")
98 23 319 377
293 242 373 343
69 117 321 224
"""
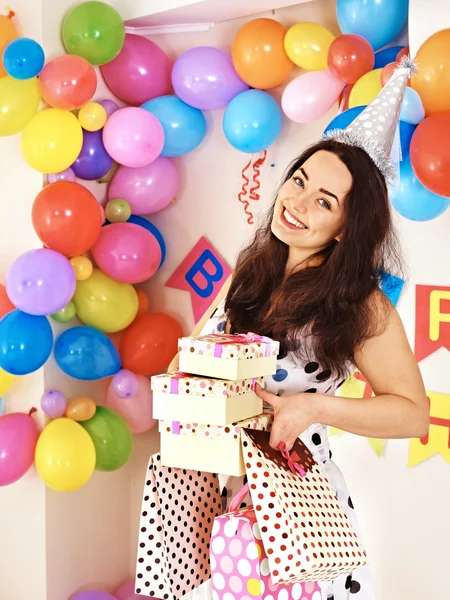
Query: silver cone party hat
323 56 417 184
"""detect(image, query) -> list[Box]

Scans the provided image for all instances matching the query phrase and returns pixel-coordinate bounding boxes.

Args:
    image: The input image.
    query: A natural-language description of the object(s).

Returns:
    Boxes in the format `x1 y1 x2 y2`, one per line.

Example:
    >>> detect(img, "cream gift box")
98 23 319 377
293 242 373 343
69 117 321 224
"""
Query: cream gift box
178 333 280 380
159 413 273 476
151 371 264 426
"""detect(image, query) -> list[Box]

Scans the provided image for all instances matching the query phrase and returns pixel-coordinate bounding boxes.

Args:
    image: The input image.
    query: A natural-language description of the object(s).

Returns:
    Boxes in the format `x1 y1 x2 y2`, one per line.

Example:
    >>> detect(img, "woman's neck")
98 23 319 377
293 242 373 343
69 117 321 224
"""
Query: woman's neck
285 246 323 275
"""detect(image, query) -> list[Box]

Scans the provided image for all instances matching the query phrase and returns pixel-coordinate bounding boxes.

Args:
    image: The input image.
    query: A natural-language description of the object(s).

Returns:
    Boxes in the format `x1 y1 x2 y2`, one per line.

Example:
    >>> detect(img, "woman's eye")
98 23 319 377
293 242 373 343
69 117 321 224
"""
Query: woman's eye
293 176 304 188
319 198 331 210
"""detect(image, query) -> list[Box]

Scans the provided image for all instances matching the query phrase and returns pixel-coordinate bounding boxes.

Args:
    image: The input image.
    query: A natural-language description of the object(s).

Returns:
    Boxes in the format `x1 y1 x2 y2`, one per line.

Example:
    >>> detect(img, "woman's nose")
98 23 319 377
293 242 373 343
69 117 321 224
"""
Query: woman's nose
291 193 308 214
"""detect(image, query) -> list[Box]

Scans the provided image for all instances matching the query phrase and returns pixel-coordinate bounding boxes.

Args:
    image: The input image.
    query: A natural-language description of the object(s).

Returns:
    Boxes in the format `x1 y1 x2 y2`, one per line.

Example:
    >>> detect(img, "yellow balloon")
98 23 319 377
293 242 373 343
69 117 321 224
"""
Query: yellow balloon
0 76 40 137
78 101 107 132
35 418 96 492
0 368 15 396
70 256 93 281
284 22 335 71
21 108 83 173
72 268 138 333
349 69 383 108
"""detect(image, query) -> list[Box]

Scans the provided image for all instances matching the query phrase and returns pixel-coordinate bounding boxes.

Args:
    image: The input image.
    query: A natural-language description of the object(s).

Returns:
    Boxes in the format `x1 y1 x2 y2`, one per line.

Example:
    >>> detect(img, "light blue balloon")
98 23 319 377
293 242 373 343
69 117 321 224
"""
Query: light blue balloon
399 121 416 157
141 95 207 157
0 398 4 415
2 37 45 80
55 326 121 381
400 88 425 125
337 0 409 52
390 156 450 221
223 89 282 153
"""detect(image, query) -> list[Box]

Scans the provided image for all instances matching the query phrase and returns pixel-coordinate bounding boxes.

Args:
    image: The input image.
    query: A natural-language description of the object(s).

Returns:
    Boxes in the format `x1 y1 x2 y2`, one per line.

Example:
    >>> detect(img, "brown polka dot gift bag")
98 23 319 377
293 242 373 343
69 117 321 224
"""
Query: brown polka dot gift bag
241 429 369 585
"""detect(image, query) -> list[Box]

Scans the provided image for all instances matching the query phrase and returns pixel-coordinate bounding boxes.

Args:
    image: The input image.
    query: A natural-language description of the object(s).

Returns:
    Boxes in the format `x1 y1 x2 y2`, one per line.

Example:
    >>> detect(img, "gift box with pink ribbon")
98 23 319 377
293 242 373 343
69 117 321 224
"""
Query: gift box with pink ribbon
178 333 280 380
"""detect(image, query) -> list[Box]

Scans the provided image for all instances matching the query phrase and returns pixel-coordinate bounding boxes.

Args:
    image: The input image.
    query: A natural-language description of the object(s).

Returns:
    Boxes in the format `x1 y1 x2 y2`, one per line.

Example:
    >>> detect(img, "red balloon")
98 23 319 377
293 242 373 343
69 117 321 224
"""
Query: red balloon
396 46 410 62
0 284 15 319
119 313 183 375
32 181 103 257
381 61 397 87
410 112 450 197
327 34 374 85
39 55 97 110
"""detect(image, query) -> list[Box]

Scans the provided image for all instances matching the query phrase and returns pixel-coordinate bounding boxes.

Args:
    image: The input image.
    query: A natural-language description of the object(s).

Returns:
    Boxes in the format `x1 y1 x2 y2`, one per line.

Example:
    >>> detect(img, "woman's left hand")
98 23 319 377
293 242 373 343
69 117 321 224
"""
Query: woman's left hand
255 384 318 450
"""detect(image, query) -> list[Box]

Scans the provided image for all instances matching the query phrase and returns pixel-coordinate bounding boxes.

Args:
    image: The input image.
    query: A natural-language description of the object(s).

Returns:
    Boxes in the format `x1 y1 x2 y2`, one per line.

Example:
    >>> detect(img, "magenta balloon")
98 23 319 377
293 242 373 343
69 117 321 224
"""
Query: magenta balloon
115 580 146 600
6 248 76 316
100 33 171 105
71 593 117 600
102 107 165 168
106 374 156 434
172 46 249 110
108 157 179 215
0 412 39 486
47 167 76 184
92 223 161 284
98 98 119 118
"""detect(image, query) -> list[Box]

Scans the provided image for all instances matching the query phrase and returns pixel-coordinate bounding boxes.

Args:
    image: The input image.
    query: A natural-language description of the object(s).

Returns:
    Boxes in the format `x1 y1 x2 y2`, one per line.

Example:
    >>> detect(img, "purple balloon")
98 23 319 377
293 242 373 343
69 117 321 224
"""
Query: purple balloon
40 390 67 418
47 167 76 184
71 593 116 600
72 129 114 181
98 99 119 118
172 46 249 110
112 369 140 399
108 157 179 215
6 249 76 316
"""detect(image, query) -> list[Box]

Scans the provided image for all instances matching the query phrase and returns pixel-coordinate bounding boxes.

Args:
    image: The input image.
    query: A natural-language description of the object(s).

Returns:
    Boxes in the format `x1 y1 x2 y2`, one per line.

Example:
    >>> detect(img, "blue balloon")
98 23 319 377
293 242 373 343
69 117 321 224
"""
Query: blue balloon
0 310 53 375
324 105 366 135
390 156 450 221
337 0 408 51
374 46 404 69
55 326 121 380
223 89 282 153
0 398 3 415
2 37 45 79
127 215 166 269
399 121 415 157
400 87 425 125
141 96 207 157
71 129 113 180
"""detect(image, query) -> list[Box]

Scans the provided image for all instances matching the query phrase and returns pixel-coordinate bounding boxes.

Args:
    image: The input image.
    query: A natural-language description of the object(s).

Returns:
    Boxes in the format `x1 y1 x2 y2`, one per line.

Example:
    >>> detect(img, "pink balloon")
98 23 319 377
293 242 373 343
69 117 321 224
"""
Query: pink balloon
0 411 39 486
102 107 165 168
92 223 161 284
108 157 179 215
100 34 171 106
281 69 345 123
106 375 156 434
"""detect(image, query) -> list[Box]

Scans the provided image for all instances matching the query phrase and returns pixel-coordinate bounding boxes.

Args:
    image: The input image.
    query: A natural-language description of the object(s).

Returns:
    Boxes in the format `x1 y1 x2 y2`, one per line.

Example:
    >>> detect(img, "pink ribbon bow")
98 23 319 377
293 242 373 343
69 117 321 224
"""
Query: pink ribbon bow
213 332 273 358
278 442 306 477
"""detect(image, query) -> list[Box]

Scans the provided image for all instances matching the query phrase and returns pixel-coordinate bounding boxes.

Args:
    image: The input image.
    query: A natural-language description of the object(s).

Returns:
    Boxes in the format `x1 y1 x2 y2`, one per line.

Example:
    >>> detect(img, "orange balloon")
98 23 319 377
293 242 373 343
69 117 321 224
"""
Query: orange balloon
0 11 18 78
0 283 15 319
39 55 97 110
120 313 183 375
66 396 97 421
135 288 149 318
231 18 293 89
412 29 450 115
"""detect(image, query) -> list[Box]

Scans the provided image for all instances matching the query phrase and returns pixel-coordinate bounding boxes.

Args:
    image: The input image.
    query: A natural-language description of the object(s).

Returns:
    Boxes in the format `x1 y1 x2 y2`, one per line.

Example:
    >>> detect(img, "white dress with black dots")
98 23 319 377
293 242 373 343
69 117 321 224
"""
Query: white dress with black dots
194 298 375 600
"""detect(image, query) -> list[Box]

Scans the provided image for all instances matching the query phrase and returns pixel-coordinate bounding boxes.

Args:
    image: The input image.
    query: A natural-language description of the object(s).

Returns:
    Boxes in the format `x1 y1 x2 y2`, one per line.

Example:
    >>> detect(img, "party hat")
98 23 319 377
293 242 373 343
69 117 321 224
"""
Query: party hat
323 56 417 184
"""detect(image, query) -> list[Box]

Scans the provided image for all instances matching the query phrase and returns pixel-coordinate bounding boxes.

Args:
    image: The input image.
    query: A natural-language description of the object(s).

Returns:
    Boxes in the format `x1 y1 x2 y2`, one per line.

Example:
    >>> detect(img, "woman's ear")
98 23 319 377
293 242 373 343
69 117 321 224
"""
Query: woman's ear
335 232 343 242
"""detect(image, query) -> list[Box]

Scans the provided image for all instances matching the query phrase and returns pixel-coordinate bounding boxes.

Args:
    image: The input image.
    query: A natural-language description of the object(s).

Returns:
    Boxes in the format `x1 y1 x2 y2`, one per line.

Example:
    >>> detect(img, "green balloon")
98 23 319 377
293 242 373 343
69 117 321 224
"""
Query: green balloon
62 1 125 66
51 301 76 323
105 198 131 223
81 406 133 471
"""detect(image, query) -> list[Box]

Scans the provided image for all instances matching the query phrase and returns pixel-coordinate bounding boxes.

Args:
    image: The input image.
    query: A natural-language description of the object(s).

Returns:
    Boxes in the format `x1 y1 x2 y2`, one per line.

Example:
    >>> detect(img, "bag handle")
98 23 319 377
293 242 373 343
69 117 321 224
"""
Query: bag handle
229 482 249 513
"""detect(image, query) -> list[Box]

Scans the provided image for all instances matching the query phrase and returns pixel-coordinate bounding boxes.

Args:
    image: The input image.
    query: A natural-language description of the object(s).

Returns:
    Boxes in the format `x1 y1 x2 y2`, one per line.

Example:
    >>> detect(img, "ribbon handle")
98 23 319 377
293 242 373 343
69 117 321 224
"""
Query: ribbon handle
229 482 249 513
213 332 273 358
278 442 306 477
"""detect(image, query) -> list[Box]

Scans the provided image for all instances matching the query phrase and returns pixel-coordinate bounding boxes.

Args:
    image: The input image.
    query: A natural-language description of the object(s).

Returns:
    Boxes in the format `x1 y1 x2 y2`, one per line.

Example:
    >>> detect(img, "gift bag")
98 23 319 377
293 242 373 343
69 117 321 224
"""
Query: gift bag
135 452 222 599
241 429 368 584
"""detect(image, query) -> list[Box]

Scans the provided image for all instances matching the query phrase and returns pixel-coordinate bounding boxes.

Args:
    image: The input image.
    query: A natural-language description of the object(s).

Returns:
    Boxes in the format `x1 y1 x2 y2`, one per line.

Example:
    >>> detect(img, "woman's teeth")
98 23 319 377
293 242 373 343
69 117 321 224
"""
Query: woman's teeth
283 209 307 229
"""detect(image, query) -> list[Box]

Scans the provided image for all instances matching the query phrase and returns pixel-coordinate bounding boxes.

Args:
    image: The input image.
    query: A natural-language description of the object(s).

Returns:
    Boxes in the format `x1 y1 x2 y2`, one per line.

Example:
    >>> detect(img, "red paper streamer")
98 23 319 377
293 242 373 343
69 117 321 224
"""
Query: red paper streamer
237 150 268 224
237 157 253 224
249 150 267 201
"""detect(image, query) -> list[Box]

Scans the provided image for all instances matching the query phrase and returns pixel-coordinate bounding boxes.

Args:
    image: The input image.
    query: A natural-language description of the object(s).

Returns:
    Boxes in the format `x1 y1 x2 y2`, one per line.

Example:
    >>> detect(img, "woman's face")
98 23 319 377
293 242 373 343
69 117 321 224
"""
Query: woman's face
271 150 353 257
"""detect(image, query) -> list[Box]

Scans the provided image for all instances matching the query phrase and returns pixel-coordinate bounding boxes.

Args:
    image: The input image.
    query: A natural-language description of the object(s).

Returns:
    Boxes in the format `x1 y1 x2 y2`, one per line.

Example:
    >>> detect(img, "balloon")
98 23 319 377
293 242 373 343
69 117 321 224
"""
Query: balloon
399 120 416 157
390 155 449 221
231 18 292 89
0 76 40 136
282 70 344 123
2 37 45 79
66 396 97 421
127 216 166 269
0 283 15 319
72 591 117 600
100 33 171 105
115 580 146 600
106 374 155 434
98 98 118 118
70 256 94 281
396 46 410 62
373 46 404 69
0 368 15 396
55 326 121 380
400 88 425 125
324 105 366 134
6 249 76 316
35 418 96 491
47 168 76 184
337 0 408 52
105 198 131 222
80 406 133 471
223 89 282 152
0 410 38 486
348 69 382 108
172 47 248 110
327 34 374 85
108 157 179 215
39 55 97 110
0 11 17 78
381 61 397 87
136 289 149 318
21 108 83 173
102 107 164 168
410 113 450 198
62 1 125 66
0 311 53 375
112 369 140 398
32 181 102 256
73 268 138 333
141 96 206 157
51 301 76 324
411 29 450 115
40 390 67 418
285 22 335 71
92 223 161 284
71 129 114 181
120 313 183 375
78 101 107 131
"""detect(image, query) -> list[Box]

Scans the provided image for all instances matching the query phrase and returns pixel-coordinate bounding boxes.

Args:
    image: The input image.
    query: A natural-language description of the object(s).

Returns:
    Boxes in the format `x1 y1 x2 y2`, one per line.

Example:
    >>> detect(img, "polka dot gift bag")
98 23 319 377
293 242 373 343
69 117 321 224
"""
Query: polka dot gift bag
241 429 369 585
135 453 222 599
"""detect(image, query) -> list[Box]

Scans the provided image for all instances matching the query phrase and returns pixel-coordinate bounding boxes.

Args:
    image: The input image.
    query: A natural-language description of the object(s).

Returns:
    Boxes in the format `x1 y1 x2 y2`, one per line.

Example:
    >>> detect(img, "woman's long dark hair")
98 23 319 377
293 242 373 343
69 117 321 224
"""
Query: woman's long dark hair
225 139 404 379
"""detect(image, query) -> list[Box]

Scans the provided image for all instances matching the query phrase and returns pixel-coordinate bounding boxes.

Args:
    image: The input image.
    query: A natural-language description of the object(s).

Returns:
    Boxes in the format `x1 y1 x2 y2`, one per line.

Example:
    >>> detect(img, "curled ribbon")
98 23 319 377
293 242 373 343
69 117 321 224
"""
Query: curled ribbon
278 442 306 477
213 332 273 357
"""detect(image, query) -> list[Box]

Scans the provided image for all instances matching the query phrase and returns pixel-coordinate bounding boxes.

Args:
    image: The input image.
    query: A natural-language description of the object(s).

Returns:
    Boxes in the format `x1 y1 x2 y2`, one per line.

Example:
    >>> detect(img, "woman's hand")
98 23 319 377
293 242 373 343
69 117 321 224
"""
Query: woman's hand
255 384 317 450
